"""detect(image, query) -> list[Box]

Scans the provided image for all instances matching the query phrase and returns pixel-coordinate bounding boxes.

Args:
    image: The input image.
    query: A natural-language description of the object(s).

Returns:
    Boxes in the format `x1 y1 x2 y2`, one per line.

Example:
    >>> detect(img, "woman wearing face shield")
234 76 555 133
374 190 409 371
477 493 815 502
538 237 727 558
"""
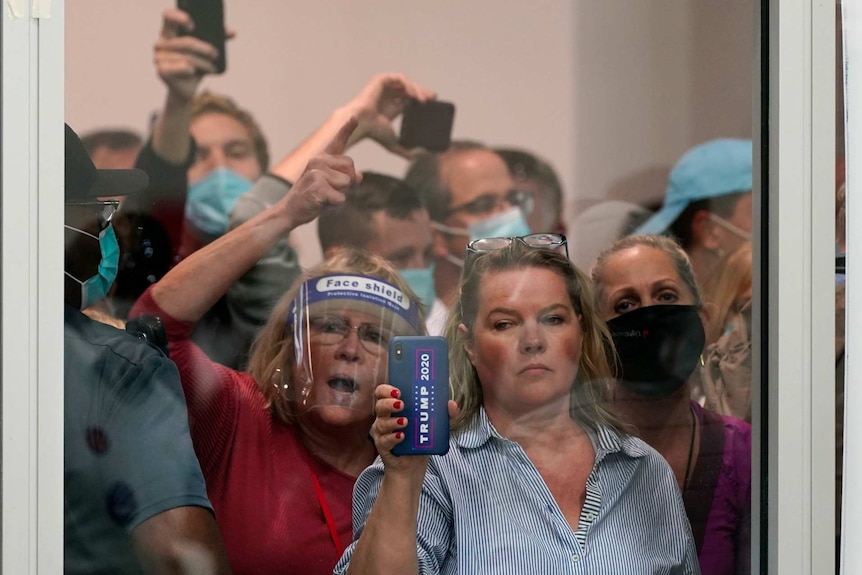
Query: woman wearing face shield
130 119 426 575
590 234 751 575
336 234 699 574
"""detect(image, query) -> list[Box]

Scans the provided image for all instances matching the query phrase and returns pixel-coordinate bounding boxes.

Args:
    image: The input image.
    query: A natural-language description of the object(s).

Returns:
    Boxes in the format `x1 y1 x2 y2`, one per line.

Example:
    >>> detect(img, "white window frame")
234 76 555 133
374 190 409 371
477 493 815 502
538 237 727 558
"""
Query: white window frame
2 1 65 573
762 1 837 574
0 1 845 574
840 1 862 573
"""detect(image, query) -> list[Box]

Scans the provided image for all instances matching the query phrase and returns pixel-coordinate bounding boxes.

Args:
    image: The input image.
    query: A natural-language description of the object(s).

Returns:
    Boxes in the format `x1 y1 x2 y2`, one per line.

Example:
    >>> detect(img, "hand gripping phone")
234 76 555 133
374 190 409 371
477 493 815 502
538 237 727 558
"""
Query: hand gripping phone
398 99 456 152
389 336 450 456
177 0 227 74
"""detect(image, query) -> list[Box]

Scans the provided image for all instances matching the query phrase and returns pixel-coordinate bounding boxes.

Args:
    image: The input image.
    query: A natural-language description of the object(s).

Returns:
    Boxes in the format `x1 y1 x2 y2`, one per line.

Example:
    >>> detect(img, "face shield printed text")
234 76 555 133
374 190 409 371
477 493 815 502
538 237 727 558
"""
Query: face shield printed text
315 276 410 310
286 274 422 334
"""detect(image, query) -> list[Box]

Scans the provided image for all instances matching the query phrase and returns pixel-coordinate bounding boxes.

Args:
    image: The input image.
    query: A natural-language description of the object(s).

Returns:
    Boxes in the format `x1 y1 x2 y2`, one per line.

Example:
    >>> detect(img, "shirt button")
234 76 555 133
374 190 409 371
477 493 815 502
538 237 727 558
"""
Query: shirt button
572 554 580 563
585 512 596 522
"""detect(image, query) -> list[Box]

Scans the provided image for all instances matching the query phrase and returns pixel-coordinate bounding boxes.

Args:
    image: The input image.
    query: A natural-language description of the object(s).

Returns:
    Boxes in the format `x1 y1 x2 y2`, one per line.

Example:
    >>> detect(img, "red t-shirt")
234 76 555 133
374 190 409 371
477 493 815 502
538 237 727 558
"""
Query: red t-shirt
132 290 356 575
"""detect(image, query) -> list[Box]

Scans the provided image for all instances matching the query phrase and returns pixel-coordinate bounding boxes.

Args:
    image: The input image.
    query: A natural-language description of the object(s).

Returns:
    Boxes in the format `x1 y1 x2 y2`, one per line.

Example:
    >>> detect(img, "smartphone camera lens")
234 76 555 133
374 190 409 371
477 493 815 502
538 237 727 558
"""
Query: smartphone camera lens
395 343 403 359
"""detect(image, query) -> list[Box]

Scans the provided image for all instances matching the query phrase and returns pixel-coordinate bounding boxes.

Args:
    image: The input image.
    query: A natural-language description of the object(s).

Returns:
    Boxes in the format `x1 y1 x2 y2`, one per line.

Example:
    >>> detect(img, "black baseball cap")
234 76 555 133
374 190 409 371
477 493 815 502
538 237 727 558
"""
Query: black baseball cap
65 123 148 201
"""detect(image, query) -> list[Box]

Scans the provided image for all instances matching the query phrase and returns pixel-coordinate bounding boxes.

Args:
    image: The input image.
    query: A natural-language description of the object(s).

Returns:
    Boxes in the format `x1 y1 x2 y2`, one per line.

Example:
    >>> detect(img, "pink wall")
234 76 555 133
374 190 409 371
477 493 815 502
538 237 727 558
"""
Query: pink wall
66 0 753 221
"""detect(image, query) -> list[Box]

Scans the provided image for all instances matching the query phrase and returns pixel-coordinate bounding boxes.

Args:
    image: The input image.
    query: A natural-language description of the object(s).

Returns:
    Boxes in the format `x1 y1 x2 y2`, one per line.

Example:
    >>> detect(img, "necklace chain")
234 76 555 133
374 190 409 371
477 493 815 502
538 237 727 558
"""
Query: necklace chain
682 405 696 489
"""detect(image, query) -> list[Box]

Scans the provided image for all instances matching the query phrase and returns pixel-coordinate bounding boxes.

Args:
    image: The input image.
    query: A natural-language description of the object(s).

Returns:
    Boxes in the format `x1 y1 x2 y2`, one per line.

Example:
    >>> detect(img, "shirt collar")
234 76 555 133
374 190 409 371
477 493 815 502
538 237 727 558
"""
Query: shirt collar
592 424 649 460
455 407 648 460
454 407 500 449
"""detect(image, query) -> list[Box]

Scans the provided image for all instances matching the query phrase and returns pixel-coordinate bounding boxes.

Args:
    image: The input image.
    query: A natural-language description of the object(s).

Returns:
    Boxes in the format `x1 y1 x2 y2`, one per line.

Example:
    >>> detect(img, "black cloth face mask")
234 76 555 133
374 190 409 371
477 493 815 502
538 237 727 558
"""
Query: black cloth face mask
606 305 706 398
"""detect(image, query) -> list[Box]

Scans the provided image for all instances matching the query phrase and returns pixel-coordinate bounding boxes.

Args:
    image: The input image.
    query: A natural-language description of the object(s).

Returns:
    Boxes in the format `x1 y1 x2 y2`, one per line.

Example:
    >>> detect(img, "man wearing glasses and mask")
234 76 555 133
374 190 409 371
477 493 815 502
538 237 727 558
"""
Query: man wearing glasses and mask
404 142 535 326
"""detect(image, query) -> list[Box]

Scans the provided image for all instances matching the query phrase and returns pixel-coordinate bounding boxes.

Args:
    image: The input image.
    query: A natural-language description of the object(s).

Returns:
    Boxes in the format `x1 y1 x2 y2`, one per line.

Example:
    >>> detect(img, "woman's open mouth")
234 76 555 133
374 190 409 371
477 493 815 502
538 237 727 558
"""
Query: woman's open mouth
327 377 358 393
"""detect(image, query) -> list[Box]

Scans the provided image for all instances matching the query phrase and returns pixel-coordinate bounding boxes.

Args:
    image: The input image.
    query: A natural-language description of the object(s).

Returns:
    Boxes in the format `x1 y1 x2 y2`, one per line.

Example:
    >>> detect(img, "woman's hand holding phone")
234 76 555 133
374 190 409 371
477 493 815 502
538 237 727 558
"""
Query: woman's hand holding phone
370 384 430 477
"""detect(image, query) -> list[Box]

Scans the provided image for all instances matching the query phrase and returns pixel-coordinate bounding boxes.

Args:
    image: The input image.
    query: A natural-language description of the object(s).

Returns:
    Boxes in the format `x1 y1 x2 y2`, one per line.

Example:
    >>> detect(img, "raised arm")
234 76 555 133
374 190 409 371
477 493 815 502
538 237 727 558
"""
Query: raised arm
150 8 225 164
270 73 437 184
344 384 428 575
226 73 436 319
150 118 359 323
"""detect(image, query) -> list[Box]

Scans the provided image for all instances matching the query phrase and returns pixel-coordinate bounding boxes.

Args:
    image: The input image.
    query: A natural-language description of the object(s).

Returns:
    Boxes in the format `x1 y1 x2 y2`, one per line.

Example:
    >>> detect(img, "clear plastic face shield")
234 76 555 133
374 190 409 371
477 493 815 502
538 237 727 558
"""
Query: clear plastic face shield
286 274 423 413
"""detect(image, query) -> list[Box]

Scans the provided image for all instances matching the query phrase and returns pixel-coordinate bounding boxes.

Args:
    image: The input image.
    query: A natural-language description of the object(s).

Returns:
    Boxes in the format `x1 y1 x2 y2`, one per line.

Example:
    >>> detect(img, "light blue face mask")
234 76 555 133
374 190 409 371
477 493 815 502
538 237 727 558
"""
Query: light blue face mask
399 265 437 309
64 224 120 309
186 167 254 238
432 207 532 267
469 206 532 241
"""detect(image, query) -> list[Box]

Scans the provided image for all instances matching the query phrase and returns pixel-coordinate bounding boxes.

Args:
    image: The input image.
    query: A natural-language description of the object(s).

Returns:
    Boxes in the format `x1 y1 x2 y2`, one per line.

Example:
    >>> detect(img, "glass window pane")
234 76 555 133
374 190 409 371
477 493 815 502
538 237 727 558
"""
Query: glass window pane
64 3 758 574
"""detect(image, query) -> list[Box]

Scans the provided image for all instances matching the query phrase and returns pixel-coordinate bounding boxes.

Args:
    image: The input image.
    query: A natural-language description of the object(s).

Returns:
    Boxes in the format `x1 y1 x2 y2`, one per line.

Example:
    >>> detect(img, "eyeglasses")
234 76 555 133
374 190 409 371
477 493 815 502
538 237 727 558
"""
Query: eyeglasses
65 200 120 233
466 233 569 260
308 315 394 356
464 233 568 270
447 189 535 217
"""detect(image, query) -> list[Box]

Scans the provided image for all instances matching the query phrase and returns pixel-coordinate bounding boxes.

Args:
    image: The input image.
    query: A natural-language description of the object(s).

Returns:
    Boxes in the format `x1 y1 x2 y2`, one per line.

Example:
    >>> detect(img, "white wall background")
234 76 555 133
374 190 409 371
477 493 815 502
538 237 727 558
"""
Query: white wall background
66 0 754 222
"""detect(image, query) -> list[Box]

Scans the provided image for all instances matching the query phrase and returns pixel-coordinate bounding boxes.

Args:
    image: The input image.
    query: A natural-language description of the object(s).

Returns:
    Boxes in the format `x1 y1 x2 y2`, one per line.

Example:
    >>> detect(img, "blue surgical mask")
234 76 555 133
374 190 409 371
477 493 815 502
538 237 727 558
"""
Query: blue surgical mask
186 168 254 238
432 207 532 267
64 224 120 309
399 265 437 309
469 207 532 240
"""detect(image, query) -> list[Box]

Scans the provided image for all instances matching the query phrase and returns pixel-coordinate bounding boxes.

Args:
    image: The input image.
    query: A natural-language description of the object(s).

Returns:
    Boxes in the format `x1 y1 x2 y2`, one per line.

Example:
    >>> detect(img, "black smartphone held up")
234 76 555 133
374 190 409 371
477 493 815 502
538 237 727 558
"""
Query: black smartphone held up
177 0 227 74
398 99 456 152
389 336 450 456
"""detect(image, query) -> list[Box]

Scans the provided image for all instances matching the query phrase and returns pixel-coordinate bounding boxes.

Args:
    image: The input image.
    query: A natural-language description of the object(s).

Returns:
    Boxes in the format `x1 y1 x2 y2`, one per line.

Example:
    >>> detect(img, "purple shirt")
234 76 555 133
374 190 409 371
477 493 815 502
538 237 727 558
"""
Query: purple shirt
685 401 751 575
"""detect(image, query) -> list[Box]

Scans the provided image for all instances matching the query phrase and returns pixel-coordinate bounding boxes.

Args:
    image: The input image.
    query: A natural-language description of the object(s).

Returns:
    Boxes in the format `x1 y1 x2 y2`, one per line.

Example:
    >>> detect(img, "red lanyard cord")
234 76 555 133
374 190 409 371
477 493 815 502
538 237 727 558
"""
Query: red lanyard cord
308 468 345 557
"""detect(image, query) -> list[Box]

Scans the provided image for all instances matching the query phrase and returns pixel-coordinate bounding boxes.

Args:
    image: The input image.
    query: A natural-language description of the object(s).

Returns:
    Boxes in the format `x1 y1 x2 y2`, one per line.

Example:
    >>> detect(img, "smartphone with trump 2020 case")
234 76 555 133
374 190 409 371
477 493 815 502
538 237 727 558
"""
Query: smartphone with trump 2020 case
389 336 450 456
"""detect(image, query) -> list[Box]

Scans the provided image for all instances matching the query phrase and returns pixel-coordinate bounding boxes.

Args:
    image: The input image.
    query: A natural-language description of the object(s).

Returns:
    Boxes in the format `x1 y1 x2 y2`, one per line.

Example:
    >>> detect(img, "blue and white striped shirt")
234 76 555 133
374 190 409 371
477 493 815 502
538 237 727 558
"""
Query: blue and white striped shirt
335 408 700 575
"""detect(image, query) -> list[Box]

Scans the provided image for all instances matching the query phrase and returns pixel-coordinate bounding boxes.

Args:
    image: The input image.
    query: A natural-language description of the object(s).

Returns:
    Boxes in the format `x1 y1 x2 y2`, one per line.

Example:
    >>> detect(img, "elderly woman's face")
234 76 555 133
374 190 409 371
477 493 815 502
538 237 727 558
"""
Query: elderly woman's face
462 267 583 418
596 246 696 320
295 307 390 425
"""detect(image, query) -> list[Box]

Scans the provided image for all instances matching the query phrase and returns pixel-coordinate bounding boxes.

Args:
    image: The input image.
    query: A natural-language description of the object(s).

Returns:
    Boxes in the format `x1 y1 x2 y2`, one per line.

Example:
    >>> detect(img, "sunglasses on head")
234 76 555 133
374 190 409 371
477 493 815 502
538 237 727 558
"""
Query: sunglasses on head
465 233 568 265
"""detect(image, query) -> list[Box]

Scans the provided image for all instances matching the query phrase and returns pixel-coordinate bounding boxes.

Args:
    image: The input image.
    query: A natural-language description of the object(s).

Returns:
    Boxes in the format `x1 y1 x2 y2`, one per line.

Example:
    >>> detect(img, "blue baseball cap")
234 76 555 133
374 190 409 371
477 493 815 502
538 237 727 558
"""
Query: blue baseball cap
635 139 753 235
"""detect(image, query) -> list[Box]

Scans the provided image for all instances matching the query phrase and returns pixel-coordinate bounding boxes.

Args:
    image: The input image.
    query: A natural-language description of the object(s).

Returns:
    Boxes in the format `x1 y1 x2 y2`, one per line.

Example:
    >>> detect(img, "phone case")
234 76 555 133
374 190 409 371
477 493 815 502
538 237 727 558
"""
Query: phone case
389 336 450 456
398 100 456 152
177 0 227 74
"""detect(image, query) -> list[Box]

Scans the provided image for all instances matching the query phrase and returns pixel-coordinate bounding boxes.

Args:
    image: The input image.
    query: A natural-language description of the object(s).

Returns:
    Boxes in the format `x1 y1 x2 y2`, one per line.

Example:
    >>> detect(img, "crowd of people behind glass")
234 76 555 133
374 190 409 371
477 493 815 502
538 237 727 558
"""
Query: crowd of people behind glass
64 5 761 575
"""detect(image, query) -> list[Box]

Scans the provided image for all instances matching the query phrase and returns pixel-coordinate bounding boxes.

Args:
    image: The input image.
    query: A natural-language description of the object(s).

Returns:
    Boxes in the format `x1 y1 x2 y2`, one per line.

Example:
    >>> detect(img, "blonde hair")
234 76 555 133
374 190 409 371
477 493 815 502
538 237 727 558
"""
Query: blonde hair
701 241 752 344
247 248 426 425
446 242 622 433
191 91 270 172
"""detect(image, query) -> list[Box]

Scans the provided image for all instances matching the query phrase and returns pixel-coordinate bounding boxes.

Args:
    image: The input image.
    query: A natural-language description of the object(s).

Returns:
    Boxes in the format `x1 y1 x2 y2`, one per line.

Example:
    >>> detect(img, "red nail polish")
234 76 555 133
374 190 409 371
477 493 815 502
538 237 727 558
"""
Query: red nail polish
390 389 400 398
397 417 406 426
395 432 403 439
393 401 403 410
